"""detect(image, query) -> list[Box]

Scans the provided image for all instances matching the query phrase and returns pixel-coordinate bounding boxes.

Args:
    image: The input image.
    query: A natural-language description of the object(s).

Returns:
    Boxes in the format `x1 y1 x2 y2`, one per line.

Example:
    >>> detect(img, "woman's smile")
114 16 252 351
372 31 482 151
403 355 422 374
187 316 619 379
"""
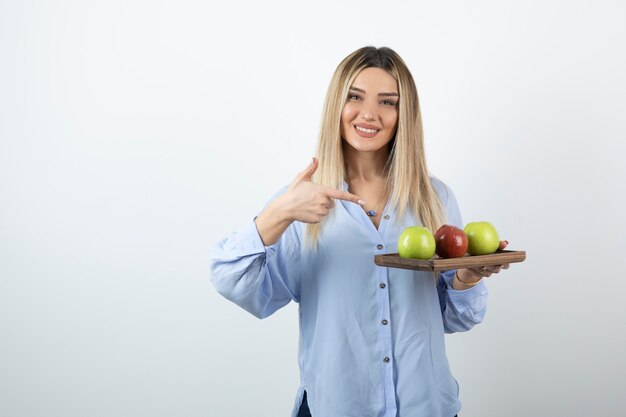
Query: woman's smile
354 123 381 137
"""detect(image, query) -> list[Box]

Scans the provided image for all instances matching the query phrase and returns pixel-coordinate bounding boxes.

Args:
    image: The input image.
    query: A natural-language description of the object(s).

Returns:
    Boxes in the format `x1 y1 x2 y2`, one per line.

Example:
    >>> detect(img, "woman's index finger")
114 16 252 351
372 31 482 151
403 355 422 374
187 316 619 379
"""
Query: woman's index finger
325 188 366 206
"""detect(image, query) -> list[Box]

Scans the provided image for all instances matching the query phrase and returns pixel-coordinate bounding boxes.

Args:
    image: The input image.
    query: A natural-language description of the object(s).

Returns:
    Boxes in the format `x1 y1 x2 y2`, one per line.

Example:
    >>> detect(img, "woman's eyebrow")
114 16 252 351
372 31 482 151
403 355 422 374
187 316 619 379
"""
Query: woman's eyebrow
349 86 399 97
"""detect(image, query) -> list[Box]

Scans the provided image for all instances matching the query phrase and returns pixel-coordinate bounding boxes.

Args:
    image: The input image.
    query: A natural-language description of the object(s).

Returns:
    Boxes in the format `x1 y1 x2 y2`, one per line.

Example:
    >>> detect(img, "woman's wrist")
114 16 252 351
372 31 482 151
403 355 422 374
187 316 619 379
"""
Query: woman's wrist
255 197 294 246
270 194 295 223
453 270 481 289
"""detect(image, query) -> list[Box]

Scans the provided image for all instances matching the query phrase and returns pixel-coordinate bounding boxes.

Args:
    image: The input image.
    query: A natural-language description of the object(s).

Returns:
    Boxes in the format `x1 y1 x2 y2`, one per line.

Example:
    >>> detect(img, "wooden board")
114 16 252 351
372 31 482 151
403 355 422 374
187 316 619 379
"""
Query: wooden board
374 250 526 272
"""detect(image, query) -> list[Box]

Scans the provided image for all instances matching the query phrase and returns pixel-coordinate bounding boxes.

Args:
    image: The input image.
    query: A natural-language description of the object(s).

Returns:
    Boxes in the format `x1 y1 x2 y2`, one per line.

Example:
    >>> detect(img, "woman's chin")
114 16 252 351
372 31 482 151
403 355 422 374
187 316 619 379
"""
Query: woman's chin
343 137 389 153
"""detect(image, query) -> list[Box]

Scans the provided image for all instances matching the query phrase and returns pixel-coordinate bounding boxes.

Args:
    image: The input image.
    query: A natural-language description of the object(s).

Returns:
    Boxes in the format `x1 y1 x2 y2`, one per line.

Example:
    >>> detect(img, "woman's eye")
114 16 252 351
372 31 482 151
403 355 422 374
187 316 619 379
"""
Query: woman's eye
349 94 361 100
382 100 397 106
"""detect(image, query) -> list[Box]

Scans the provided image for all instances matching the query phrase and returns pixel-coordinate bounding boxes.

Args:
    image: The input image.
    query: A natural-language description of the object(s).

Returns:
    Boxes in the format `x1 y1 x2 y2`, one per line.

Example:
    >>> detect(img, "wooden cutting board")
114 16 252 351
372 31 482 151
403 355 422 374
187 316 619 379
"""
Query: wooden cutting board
374 250 526 272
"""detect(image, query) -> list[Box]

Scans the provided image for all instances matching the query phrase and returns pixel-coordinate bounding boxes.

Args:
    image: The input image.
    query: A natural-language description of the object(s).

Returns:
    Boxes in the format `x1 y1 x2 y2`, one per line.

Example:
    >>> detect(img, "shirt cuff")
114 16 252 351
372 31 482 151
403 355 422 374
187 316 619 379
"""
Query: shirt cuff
252 216 280 256
222 217 272 258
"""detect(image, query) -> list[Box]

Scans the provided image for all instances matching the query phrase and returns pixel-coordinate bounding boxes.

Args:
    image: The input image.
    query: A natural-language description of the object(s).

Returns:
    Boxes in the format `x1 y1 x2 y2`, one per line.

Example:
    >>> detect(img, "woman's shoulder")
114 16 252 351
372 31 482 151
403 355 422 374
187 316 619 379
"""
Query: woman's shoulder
429 175 455 204
428 175 463 225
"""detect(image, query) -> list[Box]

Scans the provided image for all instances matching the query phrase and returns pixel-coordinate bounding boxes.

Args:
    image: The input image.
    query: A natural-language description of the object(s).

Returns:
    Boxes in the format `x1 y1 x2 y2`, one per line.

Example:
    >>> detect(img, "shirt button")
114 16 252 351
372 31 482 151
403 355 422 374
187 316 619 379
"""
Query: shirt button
379 283 386 289
383 215 390 220
383 356 390 363
376 244 384 250
381 319 388 325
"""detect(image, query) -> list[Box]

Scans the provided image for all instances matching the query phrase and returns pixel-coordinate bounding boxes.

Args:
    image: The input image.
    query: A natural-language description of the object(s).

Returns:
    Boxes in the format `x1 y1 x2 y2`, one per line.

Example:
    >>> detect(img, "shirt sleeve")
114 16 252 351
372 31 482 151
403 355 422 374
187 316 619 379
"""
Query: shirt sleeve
432 178 489 333
210 190 302 319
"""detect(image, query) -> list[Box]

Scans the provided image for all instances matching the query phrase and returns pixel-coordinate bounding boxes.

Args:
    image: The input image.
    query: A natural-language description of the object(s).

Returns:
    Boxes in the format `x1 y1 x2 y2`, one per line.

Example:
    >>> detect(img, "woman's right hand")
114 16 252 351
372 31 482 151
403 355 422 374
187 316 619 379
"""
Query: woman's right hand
255 158 364 245
280 157 365 224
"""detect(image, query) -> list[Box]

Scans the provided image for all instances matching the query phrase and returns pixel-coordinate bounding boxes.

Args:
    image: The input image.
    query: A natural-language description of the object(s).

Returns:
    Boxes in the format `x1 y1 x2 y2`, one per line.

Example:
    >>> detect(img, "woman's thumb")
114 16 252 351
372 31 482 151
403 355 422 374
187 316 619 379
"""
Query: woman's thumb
297 157 318 181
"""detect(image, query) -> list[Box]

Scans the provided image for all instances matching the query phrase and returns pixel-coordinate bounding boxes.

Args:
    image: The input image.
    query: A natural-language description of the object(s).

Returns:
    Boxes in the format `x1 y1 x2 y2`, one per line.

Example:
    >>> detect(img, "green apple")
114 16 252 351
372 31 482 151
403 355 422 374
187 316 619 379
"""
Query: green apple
464 221 500 255
398 226 436 260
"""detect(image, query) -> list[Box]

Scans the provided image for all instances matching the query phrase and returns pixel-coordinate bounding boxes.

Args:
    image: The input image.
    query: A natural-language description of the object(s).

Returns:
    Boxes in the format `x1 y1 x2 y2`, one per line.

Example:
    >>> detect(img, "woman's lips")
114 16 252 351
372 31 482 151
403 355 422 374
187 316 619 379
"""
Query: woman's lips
354 124 380 138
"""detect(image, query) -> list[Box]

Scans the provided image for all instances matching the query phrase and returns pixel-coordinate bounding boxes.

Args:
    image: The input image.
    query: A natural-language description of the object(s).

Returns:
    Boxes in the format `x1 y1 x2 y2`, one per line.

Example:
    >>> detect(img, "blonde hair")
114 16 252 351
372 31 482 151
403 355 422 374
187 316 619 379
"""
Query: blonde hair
306 46 445 246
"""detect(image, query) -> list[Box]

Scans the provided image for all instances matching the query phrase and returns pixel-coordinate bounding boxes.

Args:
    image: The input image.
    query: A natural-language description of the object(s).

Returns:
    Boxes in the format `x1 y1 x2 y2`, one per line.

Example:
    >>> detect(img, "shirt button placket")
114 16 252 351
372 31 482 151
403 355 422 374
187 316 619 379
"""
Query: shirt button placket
376 242 395 412
373 234 395 412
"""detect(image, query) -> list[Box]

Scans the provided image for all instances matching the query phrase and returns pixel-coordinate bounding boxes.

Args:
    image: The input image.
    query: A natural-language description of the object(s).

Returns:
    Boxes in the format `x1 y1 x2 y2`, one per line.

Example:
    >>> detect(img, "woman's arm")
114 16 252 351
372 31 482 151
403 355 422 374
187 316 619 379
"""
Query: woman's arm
437 271 488 333
211 158 363 318
433 178 509 332
432 178 489 332
211 215 302 319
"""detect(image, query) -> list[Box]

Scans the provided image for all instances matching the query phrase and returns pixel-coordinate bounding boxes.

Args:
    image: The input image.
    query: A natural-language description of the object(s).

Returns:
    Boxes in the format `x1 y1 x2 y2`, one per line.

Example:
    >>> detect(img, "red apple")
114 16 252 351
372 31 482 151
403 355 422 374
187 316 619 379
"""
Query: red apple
434 225 469 258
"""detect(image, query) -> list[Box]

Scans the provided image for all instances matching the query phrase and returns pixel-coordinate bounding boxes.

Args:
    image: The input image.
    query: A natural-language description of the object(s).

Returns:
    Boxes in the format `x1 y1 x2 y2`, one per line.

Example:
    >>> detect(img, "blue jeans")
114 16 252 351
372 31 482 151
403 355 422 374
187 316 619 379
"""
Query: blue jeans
296 391 312 417
296 391 458 417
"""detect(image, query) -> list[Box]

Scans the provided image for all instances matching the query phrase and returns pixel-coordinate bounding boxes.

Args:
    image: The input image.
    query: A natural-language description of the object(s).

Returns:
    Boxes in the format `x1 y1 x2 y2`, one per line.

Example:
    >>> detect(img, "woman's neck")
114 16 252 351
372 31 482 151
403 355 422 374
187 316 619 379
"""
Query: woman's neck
343 144 389 183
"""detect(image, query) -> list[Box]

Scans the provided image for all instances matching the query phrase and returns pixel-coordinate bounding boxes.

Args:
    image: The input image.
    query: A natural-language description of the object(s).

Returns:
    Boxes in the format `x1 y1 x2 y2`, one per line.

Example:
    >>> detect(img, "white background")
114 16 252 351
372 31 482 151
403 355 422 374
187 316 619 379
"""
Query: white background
1 0 625 416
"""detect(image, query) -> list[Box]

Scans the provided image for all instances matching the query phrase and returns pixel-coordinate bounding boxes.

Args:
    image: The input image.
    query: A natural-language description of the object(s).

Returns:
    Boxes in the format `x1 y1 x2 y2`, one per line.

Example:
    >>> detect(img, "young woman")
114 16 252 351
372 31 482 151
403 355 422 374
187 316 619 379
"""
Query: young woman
211 46 508 417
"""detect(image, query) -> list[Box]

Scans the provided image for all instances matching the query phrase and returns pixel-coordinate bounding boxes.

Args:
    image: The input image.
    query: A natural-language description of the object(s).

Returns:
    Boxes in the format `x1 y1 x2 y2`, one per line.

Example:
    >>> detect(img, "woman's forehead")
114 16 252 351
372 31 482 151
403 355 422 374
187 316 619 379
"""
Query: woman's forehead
350 67 398 94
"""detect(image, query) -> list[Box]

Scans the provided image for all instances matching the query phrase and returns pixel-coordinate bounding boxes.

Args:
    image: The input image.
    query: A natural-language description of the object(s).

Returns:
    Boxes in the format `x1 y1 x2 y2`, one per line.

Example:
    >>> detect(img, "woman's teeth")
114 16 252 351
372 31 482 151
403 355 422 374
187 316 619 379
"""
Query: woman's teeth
356 126 378 133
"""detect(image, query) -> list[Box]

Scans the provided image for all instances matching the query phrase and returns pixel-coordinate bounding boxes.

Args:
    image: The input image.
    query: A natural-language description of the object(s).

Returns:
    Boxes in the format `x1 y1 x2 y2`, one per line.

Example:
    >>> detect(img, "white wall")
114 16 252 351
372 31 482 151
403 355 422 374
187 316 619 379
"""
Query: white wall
1 0 624 416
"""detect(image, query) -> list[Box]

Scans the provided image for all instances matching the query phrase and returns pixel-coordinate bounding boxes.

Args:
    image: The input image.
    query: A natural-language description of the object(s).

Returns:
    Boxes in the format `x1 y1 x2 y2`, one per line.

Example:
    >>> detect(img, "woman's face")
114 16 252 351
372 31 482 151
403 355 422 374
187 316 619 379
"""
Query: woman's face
340 67 399 153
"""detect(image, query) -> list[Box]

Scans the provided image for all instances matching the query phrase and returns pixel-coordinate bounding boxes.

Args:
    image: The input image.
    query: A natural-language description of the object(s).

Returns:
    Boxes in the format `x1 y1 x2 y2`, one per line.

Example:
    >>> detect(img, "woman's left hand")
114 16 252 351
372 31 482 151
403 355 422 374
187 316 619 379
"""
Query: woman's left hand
454 240 510 289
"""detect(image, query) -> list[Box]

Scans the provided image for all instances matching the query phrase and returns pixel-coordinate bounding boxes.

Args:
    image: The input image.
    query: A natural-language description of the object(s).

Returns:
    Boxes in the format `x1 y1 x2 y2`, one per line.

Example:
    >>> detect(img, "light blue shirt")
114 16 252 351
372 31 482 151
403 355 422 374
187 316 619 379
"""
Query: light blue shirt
210 178 487 417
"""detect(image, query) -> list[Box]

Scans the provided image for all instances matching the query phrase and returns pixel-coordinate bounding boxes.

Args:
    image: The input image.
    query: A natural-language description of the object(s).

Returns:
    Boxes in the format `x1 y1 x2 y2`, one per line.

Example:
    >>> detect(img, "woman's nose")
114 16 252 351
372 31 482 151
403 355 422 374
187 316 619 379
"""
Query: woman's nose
361 104 377 120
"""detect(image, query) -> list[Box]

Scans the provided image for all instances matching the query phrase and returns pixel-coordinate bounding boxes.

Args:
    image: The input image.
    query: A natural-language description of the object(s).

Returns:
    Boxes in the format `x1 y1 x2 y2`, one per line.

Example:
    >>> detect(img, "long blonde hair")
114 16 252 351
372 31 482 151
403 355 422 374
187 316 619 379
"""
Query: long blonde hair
306 46 445 246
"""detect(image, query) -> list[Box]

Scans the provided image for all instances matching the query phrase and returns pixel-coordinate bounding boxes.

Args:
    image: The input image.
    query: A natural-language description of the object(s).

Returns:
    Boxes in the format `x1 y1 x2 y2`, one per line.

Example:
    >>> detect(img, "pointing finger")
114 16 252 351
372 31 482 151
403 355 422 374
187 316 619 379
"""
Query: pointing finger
325 188 366 206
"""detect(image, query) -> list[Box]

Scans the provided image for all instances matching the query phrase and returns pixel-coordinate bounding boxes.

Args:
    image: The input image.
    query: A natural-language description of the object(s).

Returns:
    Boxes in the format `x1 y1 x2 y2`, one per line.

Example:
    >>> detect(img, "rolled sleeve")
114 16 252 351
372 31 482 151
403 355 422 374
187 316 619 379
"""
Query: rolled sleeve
438 270 489 333
210 214 301 319
216 218 267 258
